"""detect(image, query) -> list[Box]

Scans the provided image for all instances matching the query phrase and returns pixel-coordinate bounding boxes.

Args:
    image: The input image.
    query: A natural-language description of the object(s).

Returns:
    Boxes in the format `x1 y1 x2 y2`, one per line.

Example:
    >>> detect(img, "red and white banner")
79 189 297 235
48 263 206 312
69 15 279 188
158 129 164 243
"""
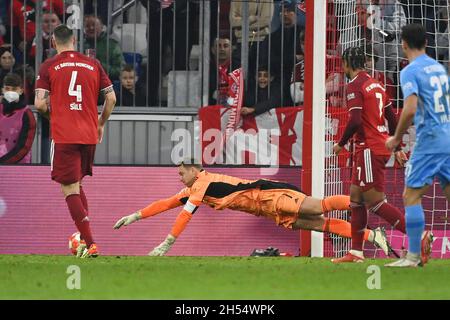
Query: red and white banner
198 105 414 167
199 105 303 166
225 68 244 140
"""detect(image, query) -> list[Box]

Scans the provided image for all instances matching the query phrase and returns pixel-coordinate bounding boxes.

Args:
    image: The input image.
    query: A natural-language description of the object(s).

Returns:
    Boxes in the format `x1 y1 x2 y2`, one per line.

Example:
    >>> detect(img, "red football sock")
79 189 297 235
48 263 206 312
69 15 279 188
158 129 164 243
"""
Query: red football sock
66 194 94 247
370 201 406 234
351 204 368 251
79 186 88 213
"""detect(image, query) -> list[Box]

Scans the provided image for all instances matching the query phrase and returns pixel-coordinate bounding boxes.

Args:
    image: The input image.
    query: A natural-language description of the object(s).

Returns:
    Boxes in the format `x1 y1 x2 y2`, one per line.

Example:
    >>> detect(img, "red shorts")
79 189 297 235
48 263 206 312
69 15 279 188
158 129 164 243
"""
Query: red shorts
51 142 96 185
352 148 390 192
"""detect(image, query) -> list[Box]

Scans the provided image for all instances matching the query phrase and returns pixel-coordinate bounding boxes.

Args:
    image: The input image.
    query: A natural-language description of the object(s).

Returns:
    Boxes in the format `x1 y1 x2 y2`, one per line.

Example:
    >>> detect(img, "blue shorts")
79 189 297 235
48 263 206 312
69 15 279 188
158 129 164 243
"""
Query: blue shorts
405 153 450 188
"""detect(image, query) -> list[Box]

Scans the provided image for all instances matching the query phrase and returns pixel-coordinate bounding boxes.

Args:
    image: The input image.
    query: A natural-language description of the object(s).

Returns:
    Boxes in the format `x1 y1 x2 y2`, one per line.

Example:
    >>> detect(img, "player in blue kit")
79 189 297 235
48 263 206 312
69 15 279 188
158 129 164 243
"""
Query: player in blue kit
386 24 450 267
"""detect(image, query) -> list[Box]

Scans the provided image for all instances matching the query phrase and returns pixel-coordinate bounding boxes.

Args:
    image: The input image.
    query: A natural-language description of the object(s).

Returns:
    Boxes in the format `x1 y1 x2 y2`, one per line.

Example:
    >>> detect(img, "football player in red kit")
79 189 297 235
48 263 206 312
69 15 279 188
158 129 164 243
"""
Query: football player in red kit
332 46 409 263
35 24 116 258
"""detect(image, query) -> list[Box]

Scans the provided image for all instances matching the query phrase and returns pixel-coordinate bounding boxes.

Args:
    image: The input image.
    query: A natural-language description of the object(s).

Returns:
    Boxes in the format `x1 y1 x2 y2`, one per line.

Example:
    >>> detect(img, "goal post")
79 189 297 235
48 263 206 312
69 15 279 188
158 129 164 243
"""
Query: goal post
302 0 327 257
304 0 450 259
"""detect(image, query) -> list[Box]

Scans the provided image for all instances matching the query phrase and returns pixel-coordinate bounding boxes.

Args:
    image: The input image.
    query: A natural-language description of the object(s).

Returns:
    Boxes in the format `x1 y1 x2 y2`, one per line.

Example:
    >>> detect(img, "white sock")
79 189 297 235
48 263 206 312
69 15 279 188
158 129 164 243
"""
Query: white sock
406 252 420 262
368 230 375 243
350 250 364 258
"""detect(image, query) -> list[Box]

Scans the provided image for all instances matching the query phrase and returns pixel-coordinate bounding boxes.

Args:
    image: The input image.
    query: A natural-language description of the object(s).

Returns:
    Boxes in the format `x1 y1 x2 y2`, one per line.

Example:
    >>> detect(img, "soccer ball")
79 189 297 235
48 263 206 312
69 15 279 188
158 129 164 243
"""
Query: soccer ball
68 232 86 255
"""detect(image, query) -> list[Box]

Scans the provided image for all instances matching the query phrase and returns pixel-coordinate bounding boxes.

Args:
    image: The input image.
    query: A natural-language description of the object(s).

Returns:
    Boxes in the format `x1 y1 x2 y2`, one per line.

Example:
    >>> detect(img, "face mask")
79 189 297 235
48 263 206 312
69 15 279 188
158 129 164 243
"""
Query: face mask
4 91 20 103
2 92 24 114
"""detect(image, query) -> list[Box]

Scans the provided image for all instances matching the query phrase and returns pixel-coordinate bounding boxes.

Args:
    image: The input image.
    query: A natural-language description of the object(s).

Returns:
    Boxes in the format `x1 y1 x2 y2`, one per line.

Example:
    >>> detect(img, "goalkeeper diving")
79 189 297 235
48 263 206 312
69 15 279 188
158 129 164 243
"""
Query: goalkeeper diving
114 160 392 256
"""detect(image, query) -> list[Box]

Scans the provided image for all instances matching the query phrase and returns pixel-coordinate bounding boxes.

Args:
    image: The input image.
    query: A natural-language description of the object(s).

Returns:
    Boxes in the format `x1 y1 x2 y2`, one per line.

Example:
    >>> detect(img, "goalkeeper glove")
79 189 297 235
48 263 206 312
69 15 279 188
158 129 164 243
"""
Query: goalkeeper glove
148 234 176 256
113 212 141 229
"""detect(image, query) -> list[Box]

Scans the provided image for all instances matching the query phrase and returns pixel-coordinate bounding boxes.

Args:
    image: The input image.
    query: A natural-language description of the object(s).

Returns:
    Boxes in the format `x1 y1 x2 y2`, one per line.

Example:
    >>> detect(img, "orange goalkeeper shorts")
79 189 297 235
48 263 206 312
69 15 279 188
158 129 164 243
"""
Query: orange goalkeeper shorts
257 189 307 229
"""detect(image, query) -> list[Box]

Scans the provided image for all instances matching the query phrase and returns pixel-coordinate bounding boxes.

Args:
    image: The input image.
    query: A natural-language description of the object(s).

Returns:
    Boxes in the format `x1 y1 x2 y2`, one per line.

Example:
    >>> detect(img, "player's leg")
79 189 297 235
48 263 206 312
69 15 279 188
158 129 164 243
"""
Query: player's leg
292 214 379 245
363 153 406 234
438 155 450 202
443 184 450 202
402 186 429 256
386 153 435 267
61 182 94 248
79 183 88 213
78 144 97 258
298 195 350 216
331 185 367 263
52 143 96 258
333 149 370 263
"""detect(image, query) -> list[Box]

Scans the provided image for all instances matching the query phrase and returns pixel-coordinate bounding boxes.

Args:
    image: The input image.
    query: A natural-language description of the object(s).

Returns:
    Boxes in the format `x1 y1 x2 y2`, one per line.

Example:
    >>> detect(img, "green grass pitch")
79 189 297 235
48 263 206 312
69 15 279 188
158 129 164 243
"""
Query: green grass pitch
1 255 450 299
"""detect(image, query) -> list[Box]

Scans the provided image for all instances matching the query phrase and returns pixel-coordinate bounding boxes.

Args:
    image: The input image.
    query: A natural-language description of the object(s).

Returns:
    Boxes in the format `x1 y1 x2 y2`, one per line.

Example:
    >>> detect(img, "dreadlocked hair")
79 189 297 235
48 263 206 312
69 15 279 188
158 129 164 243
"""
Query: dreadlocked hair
342 46 366 70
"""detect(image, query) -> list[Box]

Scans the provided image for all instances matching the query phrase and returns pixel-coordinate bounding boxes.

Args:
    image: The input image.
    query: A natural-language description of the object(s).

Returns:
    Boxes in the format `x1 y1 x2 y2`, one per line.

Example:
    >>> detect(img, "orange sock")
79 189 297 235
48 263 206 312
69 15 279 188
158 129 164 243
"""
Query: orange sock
322 218 371 241
321 195 351 212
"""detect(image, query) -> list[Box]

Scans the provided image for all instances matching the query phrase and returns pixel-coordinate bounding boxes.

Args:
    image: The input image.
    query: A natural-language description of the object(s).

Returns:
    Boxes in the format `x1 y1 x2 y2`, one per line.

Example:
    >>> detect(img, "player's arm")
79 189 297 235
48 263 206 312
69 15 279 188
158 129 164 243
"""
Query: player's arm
97 59 117 143
98 85 116 127
333 85 363 154
384 103 408 165
333 108 362 154
148 199 200 256
113 193 185 229
34 89 50 119
386 94 417 151
97 86 116 143
384 103 397 136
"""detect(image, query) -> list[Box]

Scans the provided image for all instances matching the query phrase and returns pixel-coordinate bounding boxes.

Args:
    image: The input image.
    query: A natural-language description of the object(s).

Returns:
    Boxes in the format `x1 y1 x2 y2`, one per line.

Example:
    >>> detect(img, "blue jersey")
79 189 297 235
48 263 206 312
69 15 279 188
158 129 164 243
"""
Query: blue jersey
400 54 450 154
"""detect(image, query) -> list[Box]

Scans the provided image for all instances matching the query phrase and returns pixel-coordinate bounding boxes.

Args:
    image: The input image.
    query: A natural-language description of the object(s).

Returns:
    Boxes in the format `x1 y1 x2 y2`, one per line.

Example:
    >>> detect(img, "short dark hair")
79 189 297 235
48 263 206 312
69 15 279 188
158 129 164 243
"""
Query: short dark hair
0 46 12 59
84 14 103 25
283 1 297 12
342 46 366 70
3 73 23 88
401 24 427 50
53 24 73 45
178 158 203 170
122 64 135 73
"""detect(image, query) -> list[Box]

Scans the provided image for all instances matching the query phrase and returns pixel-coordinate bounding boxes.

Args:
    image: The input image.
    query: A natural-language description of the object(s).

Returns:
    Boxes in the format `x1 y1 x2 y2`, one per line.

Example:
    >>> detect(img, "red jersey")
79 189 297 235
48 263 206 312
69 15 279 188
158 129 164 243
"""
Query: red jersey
36 51 112 144
345 71 391 156
11 0 64 42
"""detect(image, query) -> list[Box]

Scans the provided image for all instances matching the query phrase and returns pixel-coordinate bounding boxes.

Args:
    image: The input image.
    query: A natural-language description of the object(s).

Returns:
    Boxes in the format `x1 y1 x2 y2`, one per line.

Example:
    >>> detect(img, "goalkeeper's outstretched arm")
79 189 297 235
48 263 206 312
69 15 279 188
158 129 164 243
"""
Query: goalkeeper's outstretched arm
148 200 200 256
113 195 183 229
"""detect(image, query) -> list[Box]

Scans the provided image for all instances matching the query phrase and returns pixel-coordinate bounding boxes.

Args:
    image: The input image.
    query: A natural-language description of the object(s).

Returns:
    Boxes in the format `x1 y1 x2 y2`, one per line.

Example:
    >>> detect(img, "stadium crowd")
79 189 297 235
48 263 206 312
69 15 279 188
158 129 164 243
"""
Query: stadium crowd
0 0 449 164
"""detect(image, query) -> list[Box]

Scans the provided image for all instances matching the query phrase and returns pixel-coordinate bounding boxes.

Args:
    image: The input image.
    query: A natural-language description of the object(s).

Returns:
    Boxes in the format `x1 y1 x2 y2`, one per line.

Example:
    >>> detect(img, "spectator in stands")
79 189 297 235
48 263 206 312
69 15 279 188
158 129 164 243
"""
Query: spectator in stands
10 0 64 57
356 0 406 82
290 30 305 105
0 73 36 164
436 5 449 65
270 0 306 33
0 5 5 47
0 46 34 104
403 0 439 59
83 15 124 81
117 64 146 107
265 2 302 106
139 0 198 106
241 66 282 116
29 11 61 65
229 0 273 79
209 36 240 106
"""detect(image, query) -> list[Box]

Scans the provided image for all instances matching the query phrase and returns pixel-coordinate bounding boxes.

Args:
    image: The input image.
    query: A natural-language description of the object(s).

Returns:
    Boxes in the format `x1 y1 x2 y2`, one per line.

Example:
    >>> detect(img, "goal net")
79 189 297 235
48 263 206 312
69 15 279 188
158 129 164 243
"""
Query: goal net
309 0 450 258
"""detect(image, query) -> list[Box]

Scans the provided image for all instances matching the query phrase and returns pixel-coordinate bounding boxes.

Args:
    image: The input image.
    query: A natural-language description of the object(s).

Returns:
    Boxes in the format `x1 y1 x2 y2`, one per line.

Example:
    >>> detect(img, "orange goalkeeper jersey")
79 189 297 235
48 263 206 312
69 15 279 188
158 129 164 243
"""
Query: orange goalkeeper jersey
139 170 306 232
173 170 302 215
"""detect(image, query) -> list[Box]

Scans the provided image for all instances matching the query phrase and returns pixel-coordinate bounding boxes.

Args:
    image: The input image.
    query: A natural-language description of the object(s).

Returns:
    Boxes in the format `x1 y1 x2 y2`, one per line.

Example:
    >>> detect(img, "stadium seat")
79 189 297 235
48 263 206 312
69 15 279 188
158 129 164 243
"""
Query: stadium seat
123 52 143 78
112 23 147 57
167 70 201 108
